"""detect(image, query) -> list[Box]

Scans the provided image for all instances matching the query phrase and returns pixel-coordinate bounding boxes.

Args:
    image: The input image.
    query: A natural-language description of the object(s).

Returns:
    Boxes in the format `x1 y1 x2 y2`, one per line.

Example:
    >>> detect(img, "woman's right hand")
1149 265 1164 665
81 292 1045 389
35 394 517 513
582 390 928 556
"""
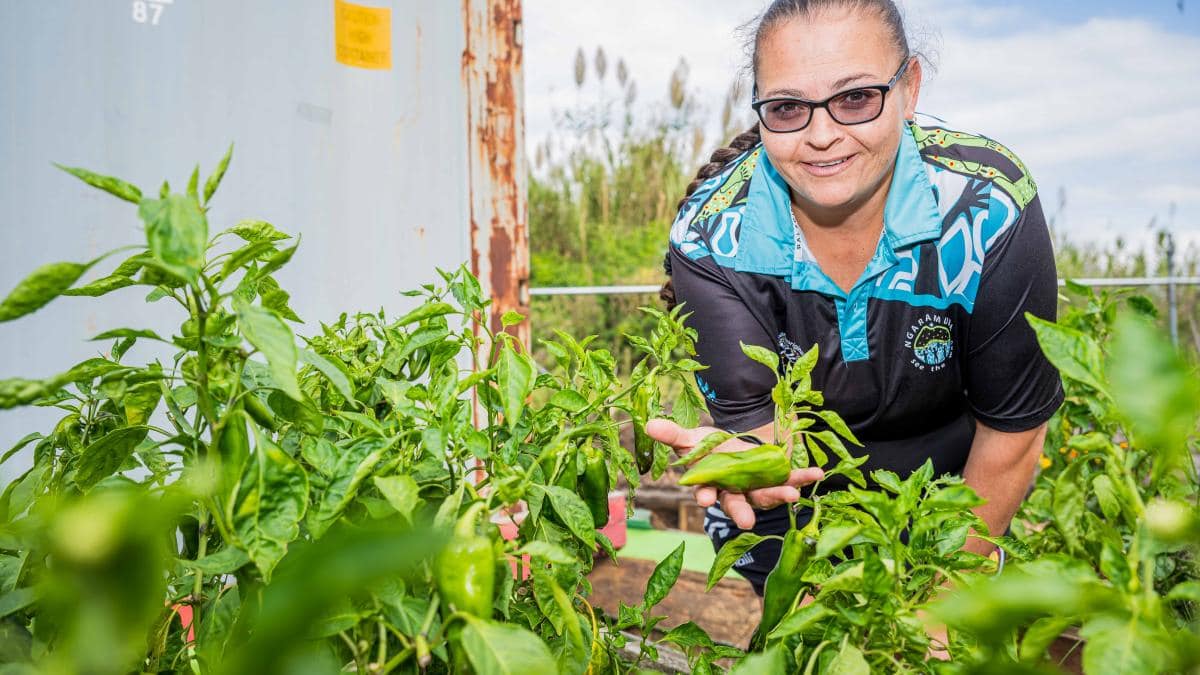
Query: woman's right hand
645 418 824 530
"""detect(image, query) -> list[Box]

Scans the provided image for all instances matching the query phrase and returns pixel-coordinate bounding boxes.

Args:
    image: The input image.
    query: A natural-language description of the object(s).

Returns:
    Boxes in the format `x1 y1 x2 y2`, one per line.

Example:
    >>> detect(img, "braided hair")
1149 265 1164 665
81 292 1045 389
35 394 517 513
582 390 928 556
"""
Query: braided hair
660 125 762 309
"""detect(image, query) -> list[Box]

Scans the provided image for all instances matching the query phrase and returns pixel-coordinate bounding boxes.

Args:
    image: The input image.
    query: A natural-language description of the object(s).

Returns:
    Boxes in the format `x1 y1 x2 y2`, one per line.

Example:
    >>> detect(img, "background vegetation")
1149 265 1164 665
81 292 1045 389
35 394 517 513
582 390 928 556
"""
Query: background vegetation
527 47 1200 367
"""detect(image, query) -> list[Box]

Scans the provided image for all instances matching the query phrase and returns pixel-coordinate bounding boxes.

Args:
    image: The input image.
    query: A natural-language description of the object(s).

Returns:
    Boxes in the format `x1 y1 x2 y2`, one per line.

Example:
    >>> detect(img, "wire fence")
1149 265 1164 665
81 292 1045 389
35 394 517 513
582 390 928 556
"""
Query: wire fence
530 277 1200 345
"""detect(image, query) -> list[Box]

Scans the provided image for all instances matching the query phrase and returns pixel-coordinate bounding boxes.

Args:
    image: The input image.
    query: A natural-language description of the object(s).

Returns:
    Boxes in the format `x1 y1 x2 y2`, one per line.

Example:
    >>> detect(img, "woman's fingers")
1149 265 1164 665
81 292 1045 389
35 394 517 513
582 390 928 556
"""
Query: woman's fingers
784 467 825 487
644 418 719 453
693 485 718 507
719 491 758 530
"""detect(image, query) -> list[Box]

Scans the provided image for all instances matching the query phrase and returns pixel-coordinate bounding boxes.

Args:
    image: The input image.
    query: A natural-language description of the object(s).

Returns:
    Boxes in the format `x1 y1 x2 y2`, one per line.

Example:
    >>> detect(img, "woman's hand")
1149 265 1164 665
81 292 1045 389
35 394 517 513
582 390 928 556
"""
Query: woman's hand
645 418 824 530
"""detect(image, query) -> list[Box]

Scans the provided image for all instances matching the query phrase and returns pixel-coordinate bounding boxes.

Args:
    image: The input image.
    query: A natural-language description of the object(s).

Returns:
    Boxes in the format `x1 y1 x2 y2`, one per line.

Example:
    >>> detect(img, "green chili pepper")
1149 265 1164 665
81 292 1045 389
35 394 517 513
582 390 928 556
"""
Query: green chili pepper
538 449 577 490
242 393 278 432
579 447 610 527
434 503 495 619
633 423 655 474
751 528 815 650
677 445 791 492
214 408 250 518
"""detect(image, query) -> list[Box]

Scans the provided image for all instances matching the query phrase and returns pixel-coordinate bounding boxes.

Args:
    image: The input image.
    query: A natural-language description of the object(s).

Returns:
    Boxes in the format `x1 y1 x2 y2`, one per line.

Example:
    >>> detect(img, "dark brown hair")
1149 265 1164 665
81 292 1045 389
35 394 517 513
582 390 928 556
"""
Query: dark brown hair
662 0 913 309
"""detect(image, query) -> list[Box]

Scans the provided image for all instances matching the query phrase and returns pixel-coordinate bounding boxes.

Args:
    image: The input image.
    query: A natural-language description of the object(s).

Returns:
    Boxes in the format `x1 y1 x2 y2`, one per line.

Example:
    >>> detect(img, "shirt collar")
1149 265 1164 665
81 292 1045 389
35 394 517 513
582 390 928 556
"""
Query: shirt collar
745 122 942 254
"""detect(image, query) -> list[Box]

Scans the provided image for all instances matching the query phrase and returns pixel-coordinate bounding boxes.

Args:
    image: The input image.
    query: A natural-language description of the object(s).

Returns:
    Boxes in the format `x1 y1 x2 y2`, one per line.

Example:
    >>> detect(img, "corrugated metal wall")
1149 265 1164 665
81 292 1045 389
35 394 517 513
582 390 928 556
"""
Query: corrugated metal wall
0 0 528 475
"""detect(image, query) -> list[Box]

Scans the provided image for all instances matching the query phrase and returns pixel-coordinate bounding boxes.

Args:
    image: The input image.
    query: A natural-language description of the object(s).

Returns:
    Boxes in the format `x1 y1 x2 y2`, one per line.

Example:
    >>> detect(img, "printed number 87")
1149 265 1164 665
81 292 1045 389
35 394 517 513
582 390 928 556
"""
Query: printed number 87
132 1 164 25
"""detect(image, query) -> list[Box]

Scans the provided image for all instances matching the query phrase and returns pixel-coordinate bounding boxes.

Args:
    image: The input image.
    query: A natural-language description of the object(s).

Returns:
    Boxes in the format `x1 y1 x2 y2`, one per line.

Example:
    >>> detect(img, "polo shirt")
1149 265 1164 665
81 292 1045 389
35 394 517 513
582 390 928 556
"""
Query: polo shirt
667 114 1064 488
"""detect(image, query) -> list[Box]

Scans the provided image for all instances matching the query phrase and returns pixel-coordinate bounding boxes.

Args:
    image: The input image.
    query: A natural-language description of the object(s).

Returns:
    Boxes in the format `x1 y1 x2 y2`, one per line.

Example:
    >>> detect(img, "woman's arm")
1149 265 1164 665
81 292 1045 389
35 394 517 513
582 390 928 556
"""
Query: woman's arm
960 419 1047 556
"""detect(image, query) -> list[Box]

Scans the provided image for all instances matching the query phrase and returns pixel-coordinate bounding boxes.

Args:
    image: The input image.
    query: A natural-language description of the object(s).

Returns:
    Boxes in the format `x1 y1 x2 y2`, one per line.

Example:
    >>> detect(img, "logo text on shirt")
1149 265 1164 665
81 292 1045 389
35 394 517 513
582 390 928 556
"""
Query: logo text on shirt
904 313 955 372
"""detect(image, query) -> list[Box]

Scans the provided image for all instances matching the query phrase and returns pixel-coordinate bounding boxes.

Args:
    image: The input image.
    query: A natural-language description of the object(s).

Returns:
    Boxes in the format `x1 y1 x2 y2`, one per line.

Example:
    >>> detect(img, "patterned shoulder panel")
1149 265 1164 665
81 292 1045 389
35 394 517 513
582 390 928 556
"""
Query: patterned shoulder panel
910 117 1037 210
669 145 763 260
877 117 1038 313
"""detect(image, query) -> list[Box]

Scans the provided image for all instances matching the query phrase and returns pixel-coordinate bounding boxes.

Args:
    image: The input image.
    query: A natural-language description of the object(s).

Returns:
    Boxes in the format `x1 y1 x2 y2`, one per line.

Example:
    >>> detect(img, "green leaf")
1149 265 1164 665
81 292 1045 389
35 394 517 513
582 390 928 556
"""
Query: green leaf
299 349 355 403
707 533 764 591
232 429 309 581
923 485 986 511
372 474 421 522
815 524 860 560
182 547 251 575
186 164 200 199
220 241 277 279
75 426 149 488
766 602 830 640
1019 616 1075 662
729 645 786 674
1108 314 1200 475
518 541 576 565
827 642 869 675
139 194 208 281
661 621 716 651
547 389 588 413
542 485 595 549
394 301 456 326
1026 313 1110 397
90 328 165 342
228 219 289 244
459 616 557 675
1166 580 1200 603
204 142 234 204
258 276 301 322
1052 464 1084 553
61 251 145 297
644 541 685 609
55 164 142 203
1 432 43 466
0 587 37 619
740 341 779 373
815 409 860 446
0 261 94 322
1079 615 1170 675
500 310 525 327
497 346 533 431
236 299 302 401
1091 474 1121 521
308 437 391 538
671 430 733 467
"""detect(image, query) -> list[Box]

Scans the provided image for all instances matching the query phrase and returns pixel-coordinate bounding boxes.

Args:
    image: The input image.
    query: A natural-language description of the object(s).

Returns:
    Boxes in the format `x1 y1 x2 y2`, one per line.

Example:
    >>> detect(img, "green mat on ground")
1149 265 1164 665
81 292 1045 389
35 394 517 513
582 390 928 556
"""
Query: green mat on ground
617 528 733 577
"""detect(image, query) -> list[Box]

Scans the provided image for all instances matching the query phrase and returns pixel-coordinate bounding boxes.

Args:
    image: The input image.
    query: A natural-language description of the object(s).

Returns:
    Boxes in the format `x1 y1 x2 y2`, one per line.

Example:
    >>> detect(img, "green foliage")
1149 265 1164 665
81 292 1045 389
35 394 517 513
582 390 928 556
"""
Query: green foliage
0 151 717 674
934 287 1200 673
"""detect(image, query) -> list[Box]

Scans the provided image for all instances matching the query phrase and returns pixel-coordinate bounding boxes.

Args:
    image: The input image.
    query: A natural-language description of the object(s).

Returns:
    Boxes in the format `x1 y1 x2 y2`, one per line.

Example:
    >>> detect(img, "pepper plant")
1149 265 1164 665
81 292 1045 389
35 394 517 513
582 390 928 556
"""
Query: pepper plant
0 149 719 674
674 342 1001 673
932 294 1200 675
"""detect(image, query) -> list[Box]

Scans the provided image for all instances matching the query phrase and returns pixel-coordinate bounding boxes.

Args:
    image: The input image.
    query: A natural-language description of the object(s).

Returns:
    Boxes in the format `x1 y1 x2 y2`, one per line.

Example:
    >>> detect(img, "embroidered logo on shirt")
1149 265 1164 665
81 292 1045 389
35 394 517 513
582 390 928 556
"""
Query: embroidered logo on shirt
905 313 955 372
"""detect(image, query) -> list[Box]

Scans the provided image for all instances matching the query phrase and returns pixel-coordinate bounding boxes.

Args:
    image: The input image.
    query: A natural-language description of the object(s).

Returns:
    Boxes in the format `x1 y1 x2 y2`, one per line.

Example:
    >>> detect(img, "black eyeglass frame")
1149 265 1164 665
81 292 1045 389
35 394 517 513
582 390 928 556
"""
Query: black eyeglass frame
750 57 913 133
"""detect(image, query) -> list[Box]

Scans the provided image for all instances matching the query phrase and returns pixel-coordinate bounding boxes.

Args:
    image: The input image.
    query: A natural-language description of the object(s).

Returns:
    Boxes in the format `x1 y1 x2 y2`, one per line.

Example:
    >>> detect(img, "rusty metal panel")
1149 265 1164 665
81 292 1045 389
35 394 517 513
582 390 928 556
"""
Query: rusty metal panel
0 1 528 472
462 0 530 349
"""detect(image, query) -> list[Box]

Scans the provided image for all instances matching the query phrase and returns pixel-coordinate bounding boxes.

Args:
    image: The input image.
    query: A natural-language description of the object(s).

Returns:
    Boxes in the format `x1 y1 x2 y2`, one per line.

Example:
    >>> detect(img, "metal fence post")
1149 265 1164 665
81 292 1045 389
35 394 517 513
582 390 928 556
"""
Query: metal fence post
1166 232 1178 346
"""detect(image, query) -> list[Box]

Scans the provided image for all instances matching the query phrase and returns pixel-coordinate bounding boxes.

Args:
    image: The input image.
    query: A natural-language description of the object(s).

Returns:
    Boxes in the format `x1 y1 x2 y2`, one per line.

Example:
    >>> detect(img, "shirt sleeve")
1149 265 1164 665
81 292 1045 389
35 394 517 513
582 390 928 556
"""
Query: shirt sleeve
963 194 1065 432
668 247 778 432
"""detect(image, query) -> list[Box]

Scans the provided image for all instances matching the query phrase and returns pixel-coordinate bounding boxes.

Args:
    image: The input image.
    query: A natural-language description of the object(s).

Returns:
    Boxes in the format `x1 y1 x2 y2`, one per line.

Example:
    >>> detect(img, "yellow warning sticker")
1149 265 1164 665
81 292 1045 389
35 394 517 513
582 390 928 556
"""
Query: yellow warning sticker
334 0 392 70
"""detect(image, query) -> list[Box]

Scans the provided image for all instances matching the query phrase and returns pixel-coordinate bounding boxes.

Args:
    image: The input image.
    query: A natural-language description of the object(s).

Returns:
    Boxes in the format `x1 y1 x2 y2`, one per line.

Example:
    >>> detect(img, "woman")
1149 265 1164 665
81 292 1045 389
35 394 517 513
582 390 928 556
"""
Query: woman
647 0 1063 597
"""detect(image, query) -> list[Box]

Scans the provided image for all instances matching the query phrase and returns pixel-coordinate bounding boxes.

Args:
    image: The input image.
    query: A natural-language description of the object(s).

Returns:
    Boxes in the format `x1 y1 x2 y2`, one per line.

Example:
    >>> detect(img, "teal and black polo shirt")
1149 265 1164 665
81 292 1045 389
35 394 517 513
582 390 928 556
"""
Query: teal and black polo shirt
667 114 1064 490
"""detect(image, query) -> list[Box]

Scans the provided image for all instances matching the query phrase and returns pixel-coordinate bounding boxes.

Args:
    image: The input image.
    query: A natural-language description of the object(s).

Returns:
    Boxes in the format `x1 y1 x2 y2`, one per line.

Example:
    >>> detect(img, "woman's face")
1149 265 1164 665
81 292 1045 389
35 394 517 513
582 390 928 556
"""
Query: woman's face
755 9 921 219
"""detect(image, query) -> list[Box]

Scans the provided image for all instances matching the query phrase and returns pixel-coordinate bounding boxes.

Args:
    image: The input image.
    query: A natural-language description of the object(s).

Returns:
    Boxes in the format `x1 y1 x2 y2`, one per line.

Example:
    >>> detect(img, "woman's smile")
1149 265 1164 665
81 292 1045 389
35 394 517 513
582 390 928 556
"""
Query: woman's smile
799 153 857 177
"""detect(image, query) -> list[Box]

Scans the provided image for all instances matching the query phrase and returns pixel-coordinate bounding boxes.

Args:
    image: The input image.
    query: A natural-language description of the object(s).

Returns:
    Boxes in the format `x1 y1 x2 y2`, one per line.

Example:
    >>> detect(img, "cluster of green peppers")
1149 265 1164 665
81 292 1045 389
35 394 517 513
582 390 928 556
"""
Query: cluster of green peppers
539 445 610 528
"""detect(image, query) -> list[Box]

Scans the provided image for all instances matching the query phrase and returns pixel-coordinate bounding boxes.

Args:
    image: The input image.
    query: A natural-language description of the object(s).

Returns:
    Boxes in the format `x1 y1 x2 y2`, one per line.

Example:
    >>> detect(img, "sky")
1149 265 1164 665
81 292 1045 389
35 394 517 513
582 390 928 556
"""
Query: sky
523 0 1200 257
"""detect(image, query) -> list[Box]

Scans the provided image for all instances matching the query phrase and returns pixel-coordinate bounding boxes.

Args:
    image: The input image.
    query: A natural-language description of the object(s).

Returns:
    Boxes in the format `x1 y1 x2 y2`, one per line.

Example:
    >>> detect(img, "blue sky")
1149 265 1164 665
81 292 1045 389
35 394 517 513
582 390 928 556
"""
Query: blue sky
524 0 1200 258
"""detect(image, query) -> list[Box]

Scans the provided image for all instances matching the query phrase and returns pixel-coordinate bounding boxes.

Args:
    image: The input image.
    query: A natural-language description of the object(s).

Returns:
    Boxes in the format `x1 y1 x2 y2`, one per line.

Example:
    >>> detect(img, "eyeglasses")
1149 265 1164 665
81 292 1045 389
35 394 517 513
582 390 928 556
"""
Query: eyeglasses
751 58 911 133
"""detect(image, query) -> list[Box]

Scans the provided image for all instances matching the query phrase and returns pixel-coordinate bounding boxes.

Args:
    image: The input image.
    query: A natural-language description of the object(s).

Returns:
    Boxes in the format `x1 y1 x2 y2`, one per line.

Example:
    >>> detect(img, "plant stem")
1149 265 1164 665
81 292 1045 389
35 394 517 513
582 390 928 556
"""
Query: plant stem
191 509 208 635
